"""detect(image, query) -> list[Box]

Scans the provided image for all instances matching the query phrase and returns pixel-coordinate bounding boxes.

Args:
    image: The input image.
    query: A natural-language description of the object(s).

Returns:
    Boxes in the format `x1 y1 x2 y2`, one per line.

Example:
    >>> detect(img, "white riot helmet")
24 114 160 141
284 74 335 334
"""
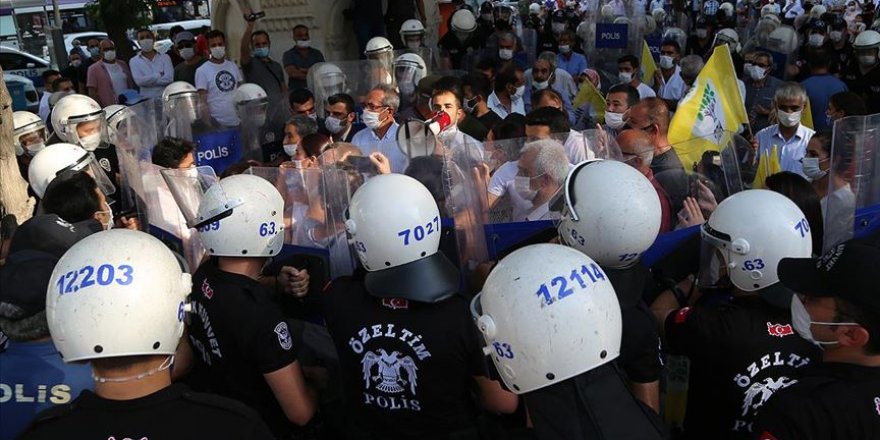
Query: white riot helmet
399 19 426 49
471 243 622 394
600 4 615 19
51 94 107 151
809 4 826 18
345 174 458 302
13 111 47 156
663 27 688 52
365 36 394 57
311 62 347 97
28 143 116 198
714 28 741 53
557 160 661 269
768 26 800 54
196 174 284 257
234 83 269 127
700 190 812 293
652 8 667 24
451 9 478 33
104 104 130 145
47 230 191 362
393 53 427 96
853 30 880 50
720 2 735 15
162 81 201 122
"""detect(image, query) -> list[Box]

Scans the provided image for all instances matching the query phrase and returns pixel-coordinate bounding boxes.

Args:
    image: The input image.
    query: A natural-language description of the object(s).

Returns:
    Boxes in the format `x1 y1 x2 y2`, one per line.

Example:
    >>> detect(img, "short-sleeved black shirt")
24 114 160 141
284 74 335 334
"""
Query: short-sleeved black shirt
19 384 274 439
187 261 299 438
664 295 822 439
842 62 880 114
752 362 880 440
320 275 488 437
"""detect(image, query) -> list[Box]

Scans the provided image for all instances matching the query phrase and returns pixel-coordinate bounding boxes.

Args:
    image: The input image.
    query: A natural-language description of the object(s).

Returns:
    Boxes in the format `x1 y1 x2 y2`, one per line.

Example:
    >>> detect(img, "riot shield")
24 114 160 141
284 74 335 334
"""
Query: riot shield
822 114 880 252
581 128 624 161
441 138 491 290
114 98 162 231
758 24 798 80
585 1 648 88
246 166 356 280
663 131 748 228
158 166 220 270
237 95 282 163
393 47 440 74
307 61 395 117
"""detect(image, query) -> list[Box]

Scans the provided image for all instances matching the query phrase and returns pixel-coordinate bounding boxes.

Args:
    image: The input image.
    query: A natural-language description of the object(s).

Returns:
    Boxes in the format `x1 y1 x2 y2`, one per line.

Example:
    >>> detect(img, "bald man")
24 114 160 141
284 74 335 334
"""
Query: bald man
617 129 672 232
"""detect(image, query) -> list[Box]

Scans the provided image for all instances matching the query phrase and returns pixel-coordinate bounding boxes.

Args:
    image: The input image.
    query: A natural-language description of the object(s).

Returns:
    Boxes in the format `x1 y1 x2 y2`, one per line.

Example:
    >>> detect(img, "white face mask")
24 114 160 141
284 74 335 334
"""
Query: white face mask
296 39 311 49
618 71 633 83
71 59 82 68
24 141 46 156
696 29 708 39
210 46 226 59
808 34 825 47
604 111 626 129
406 40 421 49
533 79 550 90
777 110 802 127
179 47 195 60
362 109 384 129
749 65 767 81
829 31 844 42
283 143 298 157
659 55 675 69
80 132 102 151
103 50 117 62
139 39 155 52
514 175 538 201
859 55 878 66
399 82 415 95
801 157 827 180
513 85 525 99
790 295 859 348
558 44 571 54
325 116 346 134
499 48 514 60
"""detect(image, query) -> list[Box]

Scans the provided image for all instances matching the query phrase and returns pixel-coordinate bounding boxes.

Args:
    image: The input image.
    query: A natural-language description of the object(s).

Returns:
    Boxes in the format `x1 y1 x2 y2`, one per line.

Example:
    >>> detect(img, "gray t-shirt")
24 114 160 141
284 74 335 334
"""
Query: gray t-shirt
281 47 324 90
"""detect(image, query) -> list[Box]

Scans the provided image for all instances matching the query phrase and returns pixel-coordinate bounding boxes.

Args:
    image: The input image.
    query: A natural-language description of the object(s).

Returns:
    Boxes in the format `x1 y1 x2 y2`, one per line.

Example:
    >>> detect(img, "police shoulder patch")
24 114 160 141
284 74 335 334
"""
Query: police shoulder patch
274 321 292 350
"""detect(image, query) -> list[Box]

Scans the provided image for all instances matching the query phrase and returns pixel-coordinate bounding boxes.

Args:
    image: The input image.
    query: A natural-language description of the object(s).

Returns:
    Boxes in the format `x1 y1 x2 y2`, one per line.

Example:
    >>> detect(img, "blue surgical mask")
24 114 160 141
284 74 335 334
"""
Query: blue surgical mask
253 47 269 58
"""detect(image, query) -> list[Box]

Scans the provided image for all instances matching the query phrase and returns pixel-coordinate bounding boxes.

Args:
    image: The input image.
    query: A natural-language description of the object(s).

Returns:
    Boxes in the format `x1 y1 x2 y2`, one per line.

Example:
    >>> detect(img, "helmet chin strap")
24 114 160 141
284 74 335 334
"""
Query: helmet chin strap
92 355 175 384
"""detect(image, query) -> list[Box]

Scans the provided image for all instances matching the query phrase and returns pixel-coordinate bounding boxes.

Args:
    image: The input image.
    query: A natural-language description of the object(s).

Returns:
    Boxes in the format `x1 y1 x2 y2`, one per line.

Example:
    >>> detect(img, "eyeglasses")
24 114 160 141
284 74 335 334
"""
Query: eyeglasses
364 103 388 112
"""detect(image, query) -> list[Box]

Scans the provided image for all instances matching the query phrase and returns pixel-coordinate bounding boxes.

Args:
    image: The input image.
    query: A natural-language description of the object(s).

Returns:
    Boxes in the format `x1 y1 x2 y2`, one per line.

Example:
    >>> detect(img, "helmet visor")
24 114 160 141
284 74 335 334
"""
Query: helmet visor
57 151 117 196
160 166 240 228
697 223 734 288
70 113 109 151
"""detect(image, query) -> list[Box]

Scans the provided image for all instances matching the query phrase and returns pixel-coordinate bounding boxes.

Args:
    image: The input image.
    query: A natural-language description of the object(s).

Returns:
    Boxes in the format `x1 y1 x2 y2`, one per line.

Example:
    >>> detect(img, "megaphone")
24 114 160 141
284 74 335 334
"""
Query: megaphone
396 111 452 158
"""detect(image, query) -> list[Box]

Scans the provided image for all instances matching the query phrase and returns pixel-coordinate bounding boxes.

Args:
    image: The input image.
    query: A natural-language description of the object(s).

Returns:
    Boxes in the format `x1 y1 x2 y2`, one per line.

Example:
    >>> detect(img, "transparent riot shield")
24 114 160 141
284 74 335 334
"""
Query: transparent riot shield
664 131 748 229
114 98 161 231
158 166 221 270
246 166 356 280
393 47 440 74
759 24 798 80
581 128 624 161
307 61 395 117
822 114 880 252
237 96 281 163
585 1 649 89
441 139 491 291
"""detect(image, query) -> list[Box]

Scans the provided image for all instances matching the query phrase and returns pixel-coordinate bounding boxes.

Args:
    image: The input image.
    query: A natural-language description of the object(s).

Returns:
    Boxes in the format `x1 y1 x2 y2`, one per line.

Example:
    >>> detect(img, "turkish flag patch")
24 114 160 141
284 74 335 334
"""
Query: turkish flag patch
767 322 794 337
673 307 691 324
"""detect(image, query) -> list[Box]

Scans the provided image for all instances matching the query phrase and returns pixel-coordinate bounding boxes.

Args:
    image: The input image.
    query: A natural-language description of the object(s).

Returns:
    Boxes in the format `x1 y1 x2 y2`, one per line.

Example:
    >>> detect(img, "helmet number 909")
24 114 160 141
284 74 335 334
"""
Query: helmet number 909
56 264 134 296
397 216 440 246
259 221 277 237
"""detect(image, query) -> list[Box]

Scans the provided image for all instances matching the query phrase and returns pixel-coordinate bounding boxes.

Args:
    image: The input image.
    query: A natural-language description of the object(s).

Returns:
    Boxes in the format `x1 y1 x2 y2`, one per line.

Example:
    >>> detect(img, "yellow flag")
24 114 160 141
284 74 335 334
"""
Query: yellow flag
641 39 657 87
668 44 750 171
751 145 783 189
573 79 607 122
802 97 814 130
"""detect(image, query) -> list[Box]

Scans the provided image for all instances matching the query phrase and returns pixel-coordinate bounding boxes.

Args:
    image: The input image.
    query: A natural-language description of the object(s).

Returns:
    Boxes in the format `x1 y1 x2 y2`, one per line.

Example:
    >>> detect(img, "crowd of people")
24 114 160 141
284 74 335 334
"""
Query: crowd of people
2 0 880 439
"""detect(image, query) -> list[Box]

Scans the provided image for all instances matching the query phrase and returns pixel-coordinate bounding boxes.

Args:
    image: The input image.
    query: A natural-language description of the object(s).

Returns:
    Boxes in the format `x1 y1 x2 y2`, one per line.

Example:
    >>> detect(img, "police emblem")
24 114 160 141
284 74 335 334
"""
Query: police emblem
274 321 292 350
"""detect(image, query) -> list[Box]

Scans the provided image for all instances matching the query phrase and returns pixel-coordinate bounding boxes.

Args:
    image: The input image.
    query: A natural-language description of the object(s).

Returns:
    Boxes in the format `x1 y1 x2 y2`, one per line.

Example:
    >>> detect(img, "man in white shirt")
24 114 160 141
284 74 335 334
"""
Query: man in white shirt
487 66 526 118
617 54 657 100
524 52 579 117
655 41 686 112
38 70 61 122
754 83 815 178
524 106 591 165
351 84 407 173
129 28 173 100
195 30 243 128
516 139 569 221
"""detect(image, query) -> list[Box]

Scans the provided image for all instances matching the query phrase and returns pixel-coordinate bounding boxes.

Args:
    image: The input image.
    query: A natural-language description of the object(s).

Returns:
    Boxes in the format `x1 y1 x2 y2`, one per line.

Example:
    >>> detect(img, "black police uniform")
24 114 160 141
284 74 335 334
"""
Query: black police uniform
752 362 880 439
187 261 301 438
664 295 822 439
320 271 488 439
606 265 663 386
438 32 481 70
524 362 667 440
842 61 880 114
19 384 274 439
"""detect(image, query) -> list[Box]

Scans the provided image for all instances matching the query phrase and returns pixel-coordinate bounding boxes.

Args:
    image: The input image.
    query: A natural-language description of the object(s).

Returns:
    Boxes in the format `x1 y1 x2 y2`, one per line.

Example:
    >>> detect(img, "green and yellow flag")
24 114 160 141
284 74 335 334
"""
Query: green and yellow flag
751 145 783 189
668 44 750 171
641 39 657 87
573 78 607 123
